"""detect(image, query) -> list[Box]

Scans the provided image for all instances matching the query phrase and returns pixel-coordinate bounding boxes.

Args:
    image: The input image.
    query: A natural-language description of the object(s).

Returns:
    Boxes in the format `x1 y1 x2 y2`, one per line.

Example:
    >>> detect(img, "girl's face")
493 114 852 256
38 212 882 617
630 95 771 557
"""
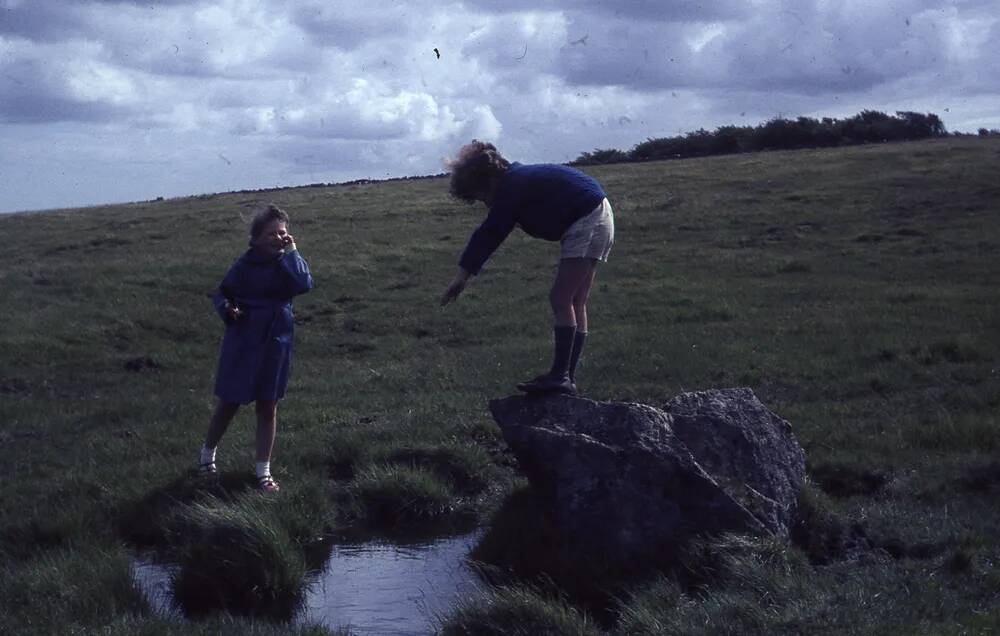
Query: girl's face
252 219 289 256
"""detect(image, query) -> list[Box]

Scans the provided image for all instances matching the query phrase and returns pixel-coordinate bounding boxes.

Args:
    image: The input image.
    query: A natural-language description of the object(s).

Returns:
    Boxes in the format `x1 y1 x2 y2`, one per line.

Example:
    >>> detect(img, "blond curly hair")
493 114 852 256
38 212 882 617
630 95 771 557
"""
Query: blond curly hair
447 140 510 203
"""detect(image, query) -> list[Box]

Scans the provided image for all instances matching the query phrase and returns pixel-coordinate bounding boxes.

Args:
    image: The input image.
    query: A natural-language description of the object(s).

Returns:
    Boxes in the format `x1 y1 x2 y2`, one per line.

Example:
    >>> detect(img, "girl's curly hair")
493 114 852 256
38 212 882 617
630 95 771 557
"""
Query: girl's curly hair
249 204 289 243
447 140 510 203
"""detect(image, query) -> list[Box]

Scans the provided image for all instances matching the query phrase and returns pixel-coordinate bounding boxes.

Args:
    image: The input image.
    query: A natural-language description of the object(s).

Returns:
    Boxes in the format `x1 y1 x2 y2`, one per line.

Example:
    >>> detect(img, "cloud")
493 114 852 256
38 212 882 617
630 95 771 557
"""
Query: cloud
0 40 139 123
291 2 418 49
461 0 749 21
230 79 439 141
0 0 90 41
1 0 998 214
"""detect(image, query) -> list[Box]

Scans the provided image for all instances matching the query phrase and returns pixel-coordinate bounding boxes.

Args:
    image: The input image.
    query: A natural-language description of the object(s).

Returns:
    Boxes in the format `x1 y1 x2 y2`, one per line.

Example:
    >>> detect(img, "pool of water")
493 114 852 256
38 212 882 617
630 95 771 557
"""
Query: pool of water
299 530 484 634
131 529 484 635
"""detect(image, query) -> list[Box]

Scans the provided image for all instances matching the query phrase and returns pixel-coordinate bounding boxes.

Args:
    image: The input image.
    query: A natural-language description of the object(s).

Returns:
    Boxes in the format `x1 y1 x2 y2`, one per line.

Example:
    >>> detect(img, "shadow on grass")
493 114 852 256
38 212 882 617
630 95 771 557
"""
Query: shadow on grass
809 461 889 498
468 486 680 626
465 482 893 628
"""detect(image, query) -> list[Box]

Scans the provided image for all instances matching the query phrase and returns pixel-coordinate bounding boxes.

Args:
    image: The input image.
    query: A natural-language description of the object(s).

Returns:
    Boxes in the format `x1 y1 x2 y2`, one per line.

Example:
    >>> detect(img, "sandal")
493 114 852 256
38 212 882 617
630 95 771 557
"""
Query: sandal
257 474 280 493
198 461 217 475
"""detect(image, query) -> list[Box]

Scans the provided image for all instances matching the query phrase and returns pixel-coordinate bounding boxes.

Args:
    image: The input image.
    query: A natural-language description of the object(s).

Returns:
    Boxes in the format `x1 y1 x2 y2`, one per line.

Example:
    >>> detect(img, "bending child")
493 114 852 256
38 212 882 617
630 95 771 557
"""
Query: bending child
440 140 614 395
199 204 314 492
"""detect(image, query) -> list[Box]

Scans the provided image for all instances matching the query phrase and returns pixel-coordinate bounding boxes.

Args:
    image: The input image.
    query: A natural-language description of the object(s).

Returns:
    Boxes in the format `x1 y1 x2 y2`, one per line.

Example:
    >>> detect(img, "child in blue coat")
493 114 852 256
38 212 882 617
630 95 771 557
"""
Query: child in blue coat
199 204 313 492
440 140 614 395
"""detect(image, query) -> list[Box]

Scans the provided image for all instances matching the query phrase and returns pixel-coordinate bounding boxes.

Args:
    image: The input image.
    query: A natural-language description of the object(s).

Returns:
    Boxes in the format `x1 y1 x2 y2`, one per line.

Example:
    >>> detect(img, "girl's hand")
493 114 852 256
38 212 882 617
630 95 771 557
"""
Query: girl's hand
225 303 242 321
440 269 471 306
281 234 297 252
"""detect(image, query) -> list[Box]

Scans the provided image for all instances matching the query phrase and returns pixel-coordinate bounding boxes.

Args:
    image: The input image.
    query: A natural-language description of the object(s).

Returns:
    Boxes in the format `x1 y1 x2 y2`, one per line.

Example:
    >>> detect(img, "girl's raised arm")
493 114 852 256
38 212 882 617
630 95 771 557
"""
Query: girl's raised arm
279 248 314 296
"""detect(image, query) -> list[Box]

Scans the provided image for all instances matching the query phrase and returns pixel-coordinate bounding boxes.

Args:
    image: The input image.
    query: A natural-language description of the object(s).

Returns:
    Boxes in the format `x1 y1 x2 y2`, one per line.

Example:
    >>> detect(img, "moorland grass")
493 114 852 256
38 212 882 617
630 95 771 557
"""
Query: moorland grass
167 494 309 620
439 584 602 636
1 137 999 633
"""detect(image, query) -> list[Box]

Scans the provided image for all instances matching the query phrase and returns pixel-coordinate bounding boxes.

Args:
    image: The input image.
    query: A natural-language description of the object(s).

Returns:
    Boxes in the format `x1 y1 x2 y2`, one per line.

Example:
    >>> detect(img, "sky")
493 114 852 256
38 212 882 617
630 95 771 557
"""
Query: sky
2 0 998 213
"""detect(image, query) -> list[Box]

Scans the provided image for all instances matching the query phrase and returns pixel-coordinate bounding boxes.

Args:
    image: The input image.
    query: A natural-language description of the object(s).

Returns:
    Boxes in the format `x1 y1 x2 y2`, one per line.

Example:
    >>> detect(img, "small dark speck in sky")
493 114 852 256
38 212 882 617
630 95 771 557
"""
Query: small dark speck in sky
434 48 440 58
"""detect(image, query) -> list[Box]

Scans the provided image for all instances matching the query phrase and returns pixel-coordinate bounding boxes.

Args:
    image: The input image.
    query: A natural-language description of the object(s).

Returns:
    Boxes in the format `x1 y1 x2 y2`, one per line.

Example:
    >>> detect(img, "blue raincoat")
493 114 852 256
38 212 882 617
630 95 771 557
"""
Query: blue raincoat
212 248 313 404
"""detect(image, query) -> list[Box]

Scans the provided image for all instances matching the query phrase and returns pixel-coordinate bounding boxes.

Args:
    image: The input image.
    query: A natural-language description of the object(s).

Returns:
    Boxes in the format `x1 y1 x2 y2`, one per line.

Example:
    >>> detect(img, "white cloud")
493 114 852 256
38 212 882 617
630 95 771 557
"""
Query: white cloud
1 0 998 213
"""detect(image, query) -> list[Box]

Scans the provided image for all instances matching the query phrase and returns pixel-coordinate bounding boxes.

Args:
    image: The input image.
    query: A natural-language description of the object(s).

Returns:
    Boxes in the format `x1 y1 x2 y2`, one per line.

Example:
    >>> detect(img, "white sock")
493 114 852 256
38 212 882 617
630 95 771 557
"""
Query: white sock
200 445 217 465
255 461 271 479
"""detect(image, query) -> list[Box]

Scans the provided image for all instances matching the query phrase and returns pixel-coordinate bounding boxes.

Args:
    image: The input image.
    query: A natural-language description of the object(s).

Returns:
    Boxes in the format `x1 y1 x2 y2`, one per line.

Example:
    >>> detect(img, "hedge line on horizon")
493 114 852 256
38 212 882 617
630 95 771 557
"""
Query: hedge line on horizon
572 110 947 165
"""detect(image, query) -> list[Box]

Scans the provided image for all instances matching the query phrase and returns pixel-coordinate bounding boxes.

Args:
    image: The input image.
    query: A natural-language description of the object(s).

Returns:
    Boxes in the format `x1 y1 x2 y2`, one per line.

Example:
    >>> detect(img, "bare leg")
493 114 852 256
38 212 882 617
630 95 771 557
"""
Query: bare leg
549 258 598 327
568 260 599 383
515 258 600 392
255 400 278 463
205 400 240 449
570 260 599 333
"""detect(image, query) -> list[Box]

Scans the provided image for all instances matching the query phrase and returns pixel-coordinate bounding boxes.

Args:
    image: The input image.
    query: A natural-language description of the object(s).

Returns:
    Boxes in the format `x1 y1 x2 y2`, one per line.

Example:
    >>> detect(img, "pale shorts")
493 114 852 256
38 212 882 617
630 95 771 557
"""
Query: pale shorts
560 198 615 261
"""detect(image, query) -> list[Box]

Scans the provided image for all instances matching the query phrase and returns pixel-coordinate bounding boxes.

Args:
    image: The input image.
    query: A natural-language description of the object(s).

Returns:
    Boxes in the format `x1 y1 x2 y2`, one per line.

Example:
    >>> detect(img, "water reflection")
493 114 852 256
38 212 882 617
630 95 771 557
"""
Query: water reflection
131 529 484 635
299 530 484 635
131 555 183 620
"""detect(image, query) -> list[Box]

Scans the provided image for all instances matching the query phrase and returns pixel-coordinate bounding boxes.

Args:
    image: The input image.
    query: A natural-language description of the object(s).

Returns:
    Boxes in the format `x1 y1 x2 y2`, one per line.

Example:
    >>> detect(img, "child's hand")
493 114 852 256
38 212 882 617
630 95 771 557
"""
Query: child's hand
440 269 471 306
225 303 242 321
281 234 297 252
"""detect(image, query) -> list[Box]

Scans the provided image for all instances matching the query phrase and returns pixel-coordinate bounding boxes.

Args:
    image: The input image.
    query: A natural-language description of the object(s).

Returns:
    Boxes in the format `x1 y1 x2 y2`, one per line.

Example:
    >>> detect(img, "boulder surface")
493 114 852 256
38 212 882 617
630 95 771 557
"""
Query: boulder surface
488 388 806 562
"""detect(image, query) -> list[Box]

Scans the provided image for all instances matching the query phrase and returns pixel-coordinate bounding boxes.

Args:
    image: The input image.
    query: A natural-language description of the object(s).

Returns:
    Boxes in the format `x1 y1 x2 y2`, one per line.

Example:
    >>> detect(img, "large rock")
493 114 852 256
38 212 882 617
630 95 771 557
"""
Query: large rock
488 388 806 563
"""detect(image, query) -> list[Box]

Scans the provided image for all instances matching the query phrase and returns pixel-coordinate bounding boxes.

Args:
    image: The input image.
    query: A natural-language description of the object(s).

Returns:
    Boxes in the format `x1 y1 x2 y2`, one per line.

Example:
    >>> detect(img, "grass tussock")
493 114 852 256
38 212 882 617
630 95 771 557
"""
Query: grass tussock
95 615 343 636
347 464 456 526
440 585 602 636
384 442 495 495
119 472 334 549
167 495 309 620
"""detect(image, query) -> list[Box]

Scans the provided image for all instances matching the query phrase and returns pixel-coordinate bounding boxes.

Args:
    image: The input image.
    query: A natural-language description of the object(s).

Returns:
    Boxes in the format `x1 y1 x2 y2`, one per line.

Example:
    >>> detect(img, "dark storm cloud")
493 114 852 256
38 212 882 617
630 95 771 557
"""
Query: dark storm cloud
0 2 87 41
0 57 124 123
0 0 202 41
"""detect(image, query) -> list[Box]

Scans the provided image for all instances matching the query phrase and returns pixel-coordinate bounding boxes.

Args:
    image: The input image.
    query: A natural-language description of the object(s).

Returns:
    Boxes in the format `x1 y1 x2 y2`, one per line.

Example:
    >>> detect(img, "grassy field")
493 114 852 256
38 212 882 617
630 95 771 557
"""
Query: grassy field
1 137 999 634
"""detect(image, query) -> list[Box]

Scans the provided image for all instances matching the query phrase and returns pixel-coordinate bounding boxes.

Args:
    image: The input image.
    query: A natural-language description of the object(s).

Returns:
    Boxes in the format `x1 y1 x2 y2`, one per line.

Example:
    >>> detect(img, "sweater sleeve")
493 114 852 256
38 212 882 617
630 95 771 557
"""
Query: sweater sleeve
278 249 314 295
212 263 240 323
458 206 517 275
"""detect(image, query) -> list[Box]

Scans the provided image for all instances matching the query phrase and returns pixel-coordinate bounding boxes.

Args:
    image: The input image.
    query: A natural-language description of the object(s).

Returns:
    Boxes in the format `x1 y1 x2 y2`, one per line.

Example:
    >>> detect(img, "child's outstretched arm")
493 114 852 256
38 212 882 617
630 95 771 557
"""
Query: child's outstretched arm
440 267 471 306
441 206 515 306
